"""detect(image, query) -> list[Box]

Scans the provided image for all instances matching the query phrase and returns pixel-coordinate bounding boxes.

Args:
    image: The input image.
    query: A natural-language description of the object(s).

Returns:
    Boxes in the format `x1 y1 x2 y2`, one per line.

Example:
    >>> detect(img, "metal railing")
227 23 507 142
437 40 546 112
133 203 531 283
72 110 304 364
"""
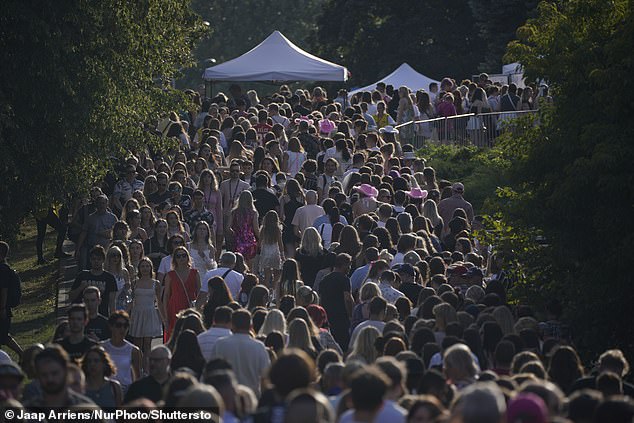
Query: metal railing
394 110 538 148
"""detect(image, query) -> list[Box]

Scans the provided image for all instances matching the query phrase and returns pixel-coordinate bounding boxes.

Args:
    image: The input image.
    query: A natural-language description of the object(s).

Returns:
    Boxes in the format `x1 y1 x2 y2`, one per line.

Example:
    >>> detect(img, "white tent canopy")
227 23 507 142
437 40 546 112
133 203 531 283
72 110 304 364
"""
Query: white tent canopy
202 31 348 82
348 63 440 97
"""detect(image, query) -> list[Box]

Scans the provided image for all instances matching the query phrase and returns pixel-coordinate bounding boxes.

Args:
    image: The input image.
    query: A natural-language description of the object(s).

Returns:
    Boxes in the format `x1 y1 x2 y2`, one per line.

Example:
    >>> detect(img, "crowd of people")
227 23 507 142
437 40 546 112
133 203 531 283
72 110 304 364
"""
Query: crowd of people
0 78 631 422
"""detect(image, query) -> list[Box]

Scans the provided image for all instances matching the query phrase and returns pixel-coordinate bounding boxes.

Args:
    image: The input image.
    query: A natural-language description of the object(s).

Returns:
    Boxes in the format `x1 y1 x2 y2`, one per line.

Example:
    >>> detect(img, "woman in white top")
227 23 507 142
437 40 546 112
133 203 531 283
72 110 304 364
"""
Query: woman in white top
282 137 307 177
188 221 217 273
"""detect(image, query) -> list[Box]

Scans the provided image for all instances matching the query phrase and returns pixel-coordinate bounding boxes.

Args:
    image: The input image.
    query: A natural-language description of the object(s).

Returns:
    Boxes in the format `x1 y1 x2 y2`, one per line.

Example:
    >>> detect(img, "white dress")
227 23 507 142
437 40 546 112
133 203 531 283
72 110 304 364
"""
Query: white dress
129 281 163 338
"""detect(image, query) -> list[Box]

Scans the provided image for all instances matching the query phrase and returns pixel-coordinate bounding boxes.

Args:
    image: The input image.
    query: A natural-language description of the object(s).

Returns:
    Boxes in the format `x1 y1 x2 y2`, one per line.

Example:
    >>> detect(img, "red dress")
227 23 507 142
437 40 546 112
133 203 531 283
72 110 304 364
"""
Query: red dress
165 269 198 341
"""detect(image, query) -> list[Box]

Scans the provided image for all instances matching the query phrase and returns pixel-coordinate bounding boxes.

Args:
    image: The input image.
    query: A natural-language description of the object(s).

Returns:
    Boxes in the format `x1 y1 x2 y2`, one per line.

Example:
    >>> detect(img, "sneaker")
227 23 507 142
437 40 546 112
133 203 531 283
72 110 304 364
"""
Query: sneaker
54 251 72 259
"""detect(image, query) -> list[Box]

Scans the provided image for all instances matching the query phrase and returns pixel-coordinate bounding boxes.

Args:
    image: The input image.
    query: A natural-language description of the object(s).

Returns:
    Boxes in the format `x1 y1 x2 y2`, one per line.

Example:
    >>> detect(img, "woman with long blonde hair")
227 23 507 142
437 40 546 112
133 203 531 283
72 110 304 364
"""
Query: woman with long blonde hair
295 227 327 288
197 169 223 248
287 318 317 359
347 326 381 364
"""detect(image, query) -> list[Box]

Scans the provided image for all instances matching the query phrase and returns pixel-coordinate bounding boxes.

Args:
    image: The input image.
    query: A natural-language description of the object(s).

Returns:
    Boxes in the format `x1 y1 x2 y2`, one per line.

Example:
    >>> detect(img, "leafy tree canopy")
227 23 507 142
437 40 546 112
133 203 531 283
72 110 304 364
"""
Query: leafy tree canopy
0 0 206 242
500 0 634 359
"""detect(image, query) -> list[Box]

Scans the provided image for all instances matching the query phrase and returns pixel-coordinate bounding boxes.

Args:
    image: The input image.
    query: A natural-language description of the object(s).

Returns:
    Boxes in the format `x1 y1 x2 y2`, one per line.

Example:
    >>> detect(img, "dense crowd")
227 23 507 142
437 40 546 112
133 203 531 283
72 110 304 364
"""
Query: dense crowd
0 78 631 423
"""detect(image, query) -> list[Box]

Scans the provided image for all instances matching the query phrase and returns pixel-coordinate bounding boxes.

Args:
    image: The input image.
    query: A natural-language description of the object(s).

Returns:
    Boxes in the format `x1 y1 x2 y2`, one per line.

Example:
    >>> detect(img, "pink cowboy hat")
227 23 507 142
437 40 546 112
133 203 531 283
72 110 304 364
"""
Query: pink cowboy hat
294 116 314 125
319 118 336 134
407 188 428 199
356 184 379 198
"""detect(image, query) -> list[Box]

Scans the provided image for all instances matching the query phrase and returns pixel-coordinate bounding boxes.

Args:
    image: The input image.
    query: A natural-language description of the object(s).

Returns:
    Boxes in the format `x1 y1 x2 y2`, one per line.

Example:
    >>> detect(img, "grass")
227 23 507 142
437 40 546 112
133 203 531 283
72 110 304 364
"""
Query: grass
5 219 60 361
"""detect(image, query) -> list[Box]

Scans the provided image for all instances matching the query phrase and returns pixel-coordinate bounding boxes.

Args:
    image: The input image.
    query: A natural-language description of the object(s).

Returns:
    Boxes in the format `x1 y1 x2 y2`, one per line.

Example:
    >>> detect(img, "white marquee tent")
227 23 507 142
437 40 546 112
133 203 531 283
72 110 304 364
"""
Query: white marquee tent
348 63 440 97
202 31 348 82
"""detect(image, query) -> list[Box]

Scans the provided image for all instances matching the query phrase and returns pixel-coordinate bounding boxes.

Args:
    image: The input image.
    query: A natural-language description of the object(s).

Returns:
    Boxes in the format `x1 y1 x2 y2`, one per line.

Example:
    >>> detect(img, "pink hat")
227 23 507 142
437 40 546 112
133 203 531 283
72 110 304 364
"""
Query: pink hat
319 119 336 134
407 188 428 199
356 184 379 198
294 116 314 125
507 393 548 423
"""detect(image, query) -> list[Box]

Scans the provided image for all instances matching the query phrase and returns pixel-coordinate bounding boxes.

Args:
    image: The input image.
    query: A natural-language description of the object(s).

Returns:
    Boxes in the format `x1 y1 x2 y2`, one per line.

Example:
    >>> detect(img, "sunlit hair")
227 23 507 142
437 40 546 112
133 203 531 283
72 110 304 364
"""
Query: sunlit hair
171 246 192 269
260 210 282 245
422 200 442 228
165 210 185 235
287 318 315 355
105 246 126 275
233 190 256 218
299 227 323 257
137 256 155 279
349 326 381 364
81 346 117 377
128 239 144 263
191 221 212 247
359 282 381 302
258 309 287 336
198 169 218 191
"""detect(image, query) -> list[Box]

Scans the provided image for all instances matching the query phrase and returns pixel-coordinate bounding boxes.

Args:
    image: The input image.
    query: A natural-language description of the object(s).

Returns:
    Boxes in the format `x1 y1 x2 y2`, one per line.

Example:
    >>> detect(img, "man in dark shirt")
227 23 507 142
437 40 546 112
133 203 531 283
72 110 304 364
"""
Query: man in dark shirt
57 304 97 362
69 246 117 316
252 173 279 223
395 263 422 305
125 345 172 403
83 286 111 341
500 83 521 112
318 253 354 352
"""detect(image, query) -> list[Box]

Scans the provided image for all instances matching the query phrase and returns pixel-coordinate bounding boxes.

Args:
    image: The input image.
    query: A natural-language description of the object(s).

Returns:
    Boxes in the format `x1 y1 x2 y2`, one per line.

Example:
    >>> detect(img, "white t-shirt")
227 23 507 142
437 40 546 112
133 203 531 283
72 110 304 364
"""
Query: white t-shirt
202 267 244 299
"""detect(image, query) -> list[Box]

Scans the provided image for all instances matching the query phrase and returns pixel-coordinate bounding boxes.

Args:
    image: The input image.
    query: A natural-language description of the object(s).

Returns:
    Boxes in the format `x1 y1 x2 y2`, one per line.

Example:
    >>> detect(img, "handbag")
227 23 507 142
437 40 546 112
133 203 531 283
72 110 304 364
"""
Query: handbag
176 270 196 308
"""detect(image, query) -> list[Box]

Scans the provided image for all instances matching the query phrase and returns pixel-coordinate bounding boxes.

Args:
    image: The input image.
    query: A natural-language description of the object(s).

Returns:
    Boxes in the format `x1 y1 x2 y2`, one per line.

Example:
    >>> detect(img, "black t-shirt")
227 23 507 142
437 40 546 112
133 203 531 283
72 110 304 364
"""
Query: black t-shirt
71 270 117 316
85 314 111 341
252 189 279 222
399 282 423 305
58 336 97 362
319 271 351 320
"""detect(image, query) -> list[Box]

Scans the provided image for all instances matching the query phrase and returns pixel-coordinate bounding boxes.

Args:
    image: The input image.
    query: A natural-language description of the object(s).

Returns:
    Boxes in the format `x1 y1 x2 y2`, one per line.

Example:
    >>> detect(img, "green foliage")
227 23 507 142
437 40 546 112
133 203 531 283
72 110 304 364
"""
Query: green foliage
310 0 487 85
0 0 206 242
500 0 634 360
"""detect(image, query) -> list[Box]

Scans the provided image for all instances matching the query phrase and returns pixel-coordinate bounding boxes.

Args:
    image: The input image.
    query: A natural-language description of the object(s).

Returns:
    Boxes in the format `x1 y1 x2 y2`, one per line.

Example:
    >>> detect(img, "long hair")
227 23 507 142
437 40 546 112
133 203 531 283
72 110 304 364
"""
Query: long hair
285 178 305 204
422 200 442 228
166 210 185 234
202 277 232 328
105 246 126 275
260 210 282 245
233 190 256 220
299 227 323 257
198 169 218 191
258 309 287 336
287 319 316 356
336 225 361 257
170 246 192 270
349 326 380 364
191 221 213 247
136 257 155 279
81 346 117 377
279 259 301 298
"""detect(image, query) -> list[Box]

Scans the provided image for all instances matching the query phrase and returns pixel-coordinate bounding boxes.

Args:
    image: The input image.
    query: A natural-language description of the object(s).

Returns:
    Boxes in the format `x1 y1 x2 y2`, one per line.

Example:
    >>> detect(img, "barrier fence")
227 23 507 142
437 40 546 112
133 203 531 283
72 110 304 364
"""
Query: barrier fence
394 110 538 149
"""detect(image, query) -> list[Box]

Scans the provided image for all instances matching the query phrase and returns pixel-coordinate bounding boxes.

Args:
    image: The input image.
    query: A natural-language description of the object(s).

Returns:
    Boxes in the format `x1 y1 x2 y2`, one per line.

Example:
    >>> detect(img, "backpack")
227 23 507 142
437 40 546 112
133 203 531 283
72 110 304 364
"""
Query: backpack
1 264 22 308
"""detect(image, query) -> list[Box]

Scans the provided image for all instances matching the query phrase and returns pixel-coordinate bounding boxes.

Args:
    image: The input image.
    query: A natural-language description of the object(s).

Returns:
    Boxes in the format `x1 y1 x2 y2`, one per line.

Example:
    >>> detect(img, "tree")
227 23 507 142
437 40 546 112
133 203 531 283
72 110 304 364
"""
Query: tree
468 0 538 72
499 0 634 359
311 0 487 86
0 1 206 242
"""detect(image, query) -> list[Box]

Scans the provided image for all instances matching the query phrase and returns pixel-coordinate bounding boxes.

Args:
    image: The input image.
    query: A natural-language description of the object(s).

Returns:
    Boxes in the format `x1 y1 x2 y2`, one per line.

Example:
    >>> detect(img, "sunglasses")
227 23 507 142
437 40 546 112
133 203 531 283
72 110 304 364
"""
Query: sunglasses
112 322 129 329
175 253 188 259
